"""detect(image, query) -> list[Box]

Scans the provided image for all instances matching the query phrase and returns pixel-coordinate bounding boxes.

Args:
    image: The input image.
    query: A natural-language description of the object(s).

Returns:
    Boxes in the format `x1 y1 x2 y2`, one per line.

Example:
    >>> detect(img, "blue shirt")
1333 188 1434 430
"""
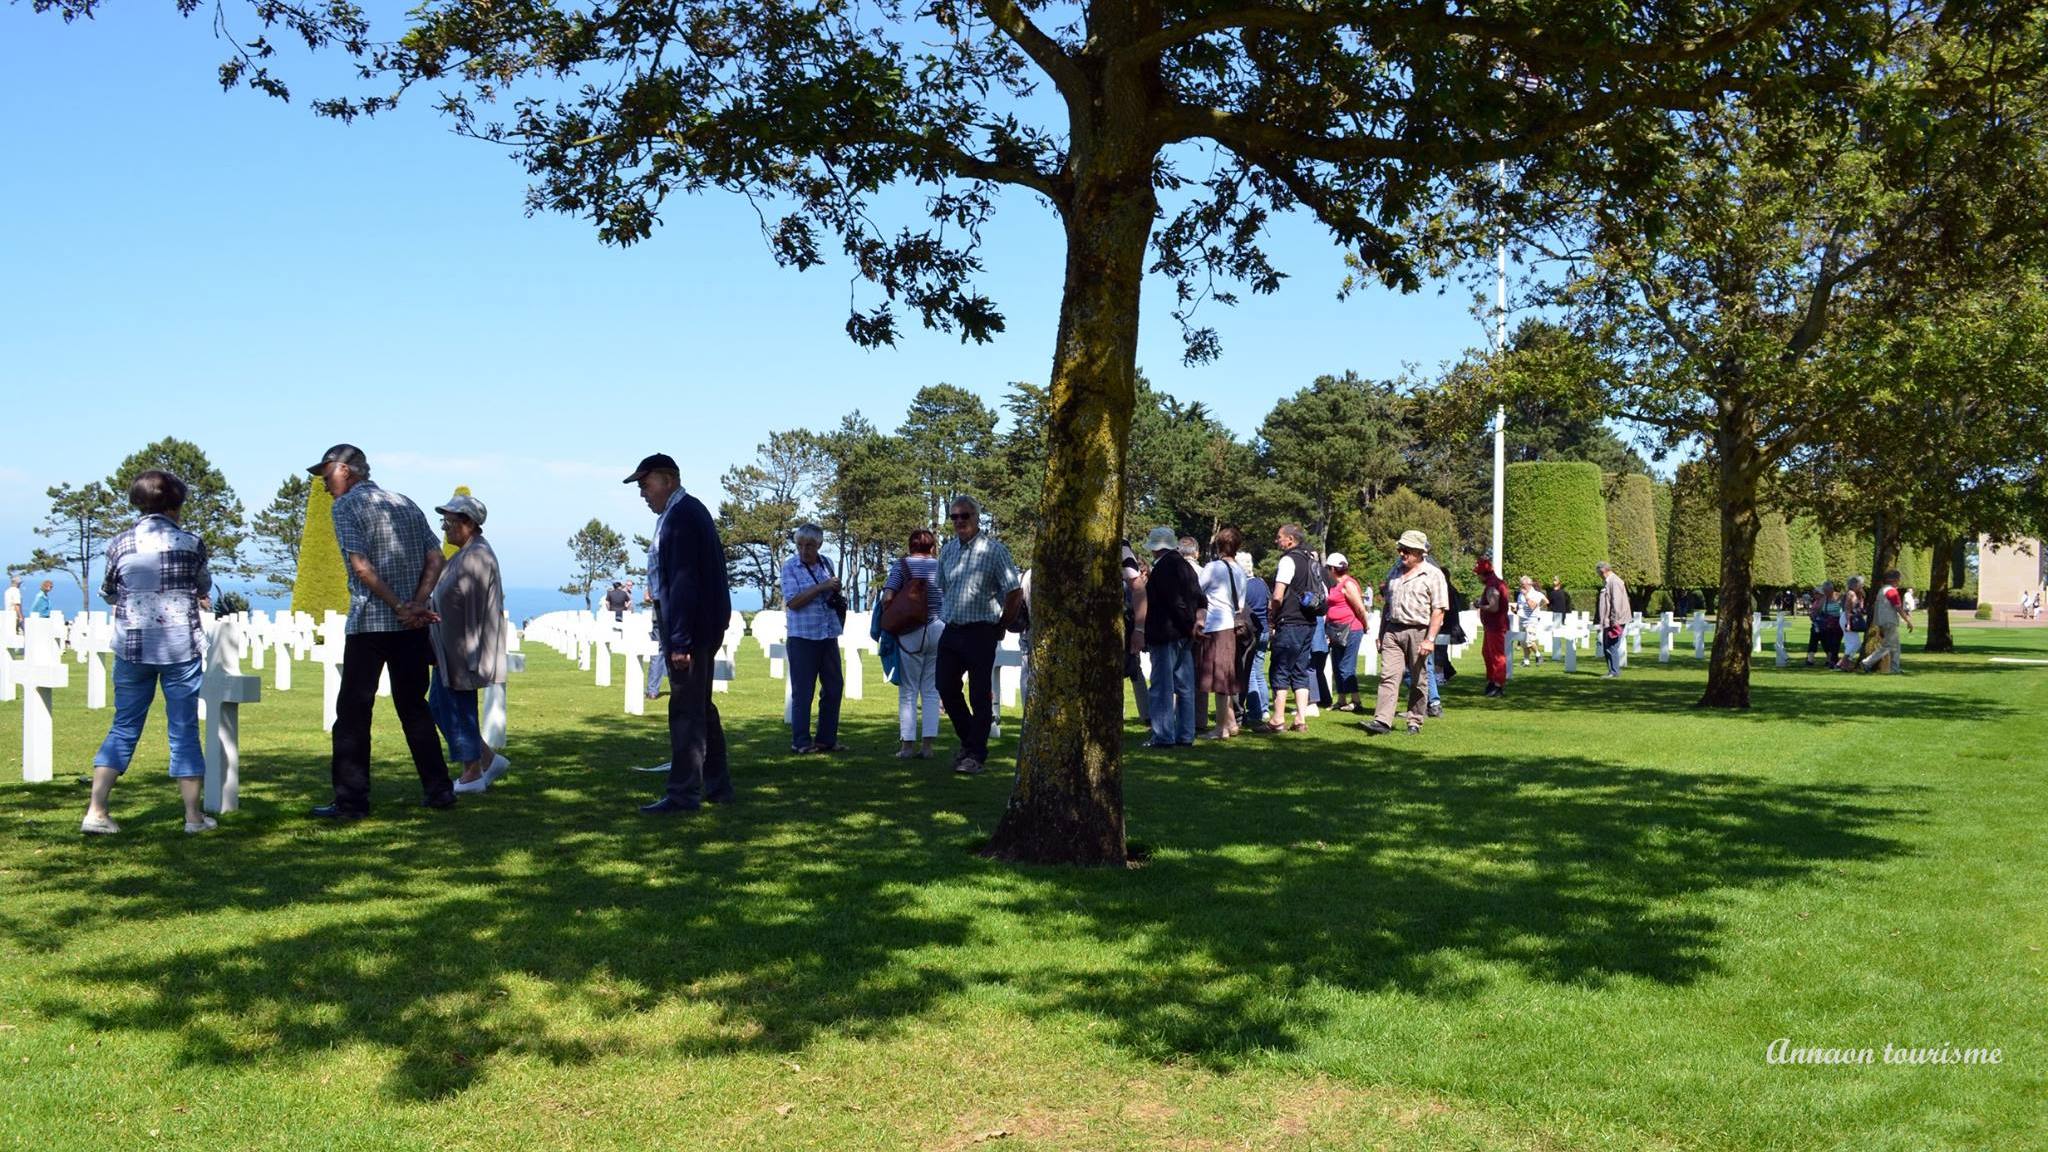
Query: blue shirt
331 480 439 635
30 590 52 617
937 530 1019 625
780 553 843 640
101 515 213 665
1244 576 1271 640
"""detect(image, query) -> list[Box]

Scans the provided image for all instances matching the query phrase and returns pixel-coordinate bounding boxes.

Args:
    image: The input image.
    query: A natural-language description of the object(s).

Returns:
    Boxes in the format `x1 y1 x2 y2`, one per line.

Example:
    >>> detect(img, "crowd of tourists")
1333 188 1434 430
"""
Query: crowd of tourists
64 448 1934 834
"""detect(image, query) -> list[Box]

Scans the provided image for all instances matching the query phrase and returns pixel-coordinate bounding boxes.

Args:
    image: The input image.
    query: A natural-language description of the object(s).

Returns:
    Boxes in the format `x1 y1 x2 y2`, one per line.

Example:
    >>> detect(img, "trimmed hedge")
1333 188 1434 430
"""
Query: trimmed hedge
1651 480 1674 575
1822 528 1867 585
1664 458 1721 591
1604 473 1662 586
1755 511 1795 588
1790 516 1828 588
291 480 350 618
1503 462 1610 588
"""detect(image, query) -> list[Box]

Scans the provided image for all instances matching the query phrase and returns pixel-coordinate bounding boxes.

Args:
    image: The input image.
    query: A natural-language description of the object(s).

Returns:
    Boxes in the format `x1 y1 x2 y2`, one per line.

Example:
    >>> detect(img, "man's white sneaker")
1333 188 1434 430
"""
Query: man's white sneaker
453 775 489 794
184 815 218 834
481 755 511 784
80 814 120 835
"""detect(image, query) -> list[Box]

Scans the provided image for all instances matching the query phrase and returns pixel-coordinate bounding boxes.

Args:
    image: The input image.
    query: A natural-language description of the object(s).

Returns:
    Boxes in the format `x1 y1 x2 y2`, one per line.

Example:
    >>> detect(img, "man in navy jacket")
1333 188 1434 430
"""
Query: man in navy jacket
627 453 735 813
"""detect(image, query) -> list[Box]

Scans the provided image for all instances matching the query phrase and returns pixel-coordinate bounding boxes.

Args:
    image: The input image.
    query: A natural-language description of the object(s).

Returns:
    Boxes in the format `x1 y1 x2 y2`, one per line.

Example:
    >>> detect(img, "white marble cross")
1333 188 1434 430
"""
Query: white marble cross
199 617 263 814
17 617 70 784
752 610 788 678
1686 611 1712 659
314 612 347 732
1653 612 1680 663
1751 612 1766 656
617 622 661 716
1773 614 1790 667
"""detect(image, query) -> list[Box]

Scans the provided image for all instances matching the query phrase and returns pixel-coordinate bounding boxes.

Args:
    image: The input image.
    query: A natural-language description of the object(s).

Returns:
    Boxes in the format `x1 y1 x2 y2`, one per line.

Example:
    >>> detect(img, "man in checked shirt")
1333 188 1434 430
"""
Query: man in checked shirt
306 444 458 820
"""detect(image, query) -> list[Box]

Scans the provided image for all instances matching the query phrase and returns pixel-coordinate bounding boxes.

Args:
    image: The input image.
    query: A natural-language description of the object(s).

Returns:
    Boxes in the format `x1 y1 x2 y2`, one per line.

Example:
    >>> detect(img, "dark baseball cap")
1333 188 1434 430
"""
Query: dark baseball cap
307 443 368 476
623 453 679 484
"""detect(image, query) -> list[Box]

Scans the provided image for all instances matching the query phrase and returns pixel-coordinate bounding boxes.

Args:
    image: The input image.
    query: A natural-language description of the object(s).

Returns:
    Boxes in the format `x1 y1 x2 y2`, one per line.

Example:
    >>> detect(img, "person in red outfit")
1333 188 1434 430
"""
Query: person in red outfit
1473 558 1511 698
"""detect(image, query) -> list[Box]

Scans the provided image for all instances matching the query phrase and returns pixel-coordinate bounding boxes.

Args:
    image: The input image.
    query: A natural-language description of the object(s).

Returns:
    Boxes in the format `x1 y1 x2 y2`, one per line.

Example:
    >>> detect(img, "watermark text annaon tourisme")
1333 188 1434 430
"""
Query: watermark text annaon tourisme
1765 1038 2003 1067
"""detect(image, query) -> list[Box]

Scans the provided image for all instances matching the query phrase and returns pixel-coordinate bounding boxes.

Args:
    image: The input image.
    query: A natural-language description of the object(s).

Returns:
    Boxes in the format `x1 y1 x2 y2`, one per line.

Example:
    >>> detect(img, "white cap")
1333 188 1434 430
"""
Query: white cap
1326 552 1349 569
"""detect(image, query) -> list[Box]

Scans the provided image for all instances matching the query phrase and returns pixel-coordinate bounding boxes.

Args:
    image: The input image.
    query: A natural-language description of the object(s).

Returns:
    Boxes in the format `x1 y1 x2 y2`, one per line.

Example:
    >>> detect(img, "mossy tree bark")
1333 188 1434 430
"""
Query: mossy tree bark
986 46 1159 867
1700 399 1761 710
1923 536 1955 652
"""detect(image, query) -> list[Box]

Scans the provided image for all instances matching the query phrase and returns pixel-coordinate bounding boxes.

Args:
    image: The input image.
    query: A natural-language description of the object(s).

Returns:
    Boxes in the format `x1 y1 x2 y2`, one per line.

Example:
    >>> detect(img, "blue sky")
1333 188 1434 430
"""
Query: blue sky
2 5 1502 607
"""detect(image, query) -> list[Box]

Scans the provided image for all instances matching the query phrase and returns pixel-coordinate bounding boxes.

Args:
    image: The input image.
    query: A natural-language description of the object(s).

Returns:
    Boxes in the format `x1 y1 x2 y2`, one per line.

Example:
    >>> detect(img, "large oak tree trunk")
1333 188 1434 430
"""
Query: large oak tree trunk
985 164 1156 867
1700 418 1760 709
1924 536 1955 652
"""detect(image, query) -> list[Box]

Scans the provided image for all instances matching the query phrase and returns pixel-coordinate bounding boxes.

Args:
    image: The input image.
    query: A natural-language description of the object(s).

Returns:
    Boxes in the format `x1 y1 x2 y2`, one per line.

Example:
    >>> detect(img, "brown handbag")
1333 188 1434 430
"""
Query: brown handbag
879 559 930 636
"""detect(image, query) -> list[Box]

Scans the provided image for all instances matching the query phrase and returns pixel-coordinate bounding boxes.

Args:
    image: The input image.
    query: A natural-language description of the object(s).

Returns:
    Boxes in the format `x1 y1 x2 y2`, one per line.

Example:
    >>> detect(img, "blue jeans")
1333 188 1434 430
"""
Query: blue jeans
1400 654 1443 706
1603 630 1625 675
1244 638 1269 724
95 657 205 779
428 669 484 764
1333 625 1364 694
787 636 843 750
1147 638 1196 744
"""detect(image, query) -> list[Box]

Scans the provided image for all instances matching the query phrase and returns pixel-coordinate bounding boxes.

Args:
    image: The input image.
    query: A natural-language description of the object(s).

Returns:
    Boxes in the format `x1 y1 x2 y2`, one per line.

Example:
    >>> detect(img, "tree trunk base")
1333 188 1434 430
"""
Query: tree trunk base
985 783 1128 867
1695 683 1752 709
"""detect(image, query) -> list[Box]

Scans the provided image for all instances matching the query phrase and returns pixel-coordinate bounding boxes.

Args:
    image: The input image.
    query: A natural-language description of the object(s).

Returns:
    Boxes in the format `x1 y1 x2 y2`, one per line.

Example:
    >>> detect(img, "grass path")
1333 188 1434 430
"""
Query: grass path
2 629 2043 1150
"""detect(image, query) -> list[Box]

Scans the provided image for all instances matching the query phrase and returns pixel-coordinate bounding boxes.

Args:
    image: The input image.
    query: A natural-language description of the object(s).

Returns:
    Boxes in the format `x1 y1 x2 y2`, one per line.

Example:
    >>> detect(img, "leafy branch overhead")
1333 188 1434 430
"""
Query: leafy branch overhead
110 0 1881 362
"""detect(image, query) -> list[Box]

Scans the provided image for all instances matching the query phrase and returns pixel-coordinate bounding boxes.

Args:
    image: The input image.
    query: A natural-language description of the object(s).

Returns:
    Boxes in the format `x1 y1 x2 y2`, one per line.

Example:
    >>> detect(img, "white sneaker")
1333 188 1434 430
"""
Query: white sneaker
481 755 511 784
1304 704 1321 717
453 775 489 794
81 814 120 835
184 815 218 835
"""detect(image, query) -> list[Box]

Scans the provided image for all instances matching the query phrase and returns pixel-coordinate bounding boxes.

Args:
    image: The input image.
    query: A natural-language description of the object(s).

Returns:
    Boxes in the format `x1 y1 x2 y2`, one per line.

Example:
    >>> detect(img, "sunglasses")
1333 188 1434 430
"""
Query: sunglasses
949 512 974 521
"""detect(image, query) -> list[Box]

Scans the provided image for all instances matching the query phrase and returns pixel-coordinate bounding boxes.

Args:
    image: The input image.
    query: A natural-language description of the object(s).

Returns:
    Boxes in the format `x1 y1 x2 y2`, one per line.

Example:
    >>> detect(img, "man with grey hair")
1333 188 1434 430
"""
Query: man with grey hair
4 574 20 636
306 444 456 819
936 495 1021 775
1596 561 1631 678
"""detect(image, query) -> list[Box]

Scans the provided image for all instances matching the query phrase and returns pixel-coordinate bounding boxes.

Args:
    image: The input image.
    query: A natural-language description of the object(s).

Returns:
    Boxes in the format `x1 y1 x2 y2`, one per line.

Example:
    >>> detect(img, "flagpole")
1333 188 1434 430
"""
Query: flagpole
1491 158 1508 572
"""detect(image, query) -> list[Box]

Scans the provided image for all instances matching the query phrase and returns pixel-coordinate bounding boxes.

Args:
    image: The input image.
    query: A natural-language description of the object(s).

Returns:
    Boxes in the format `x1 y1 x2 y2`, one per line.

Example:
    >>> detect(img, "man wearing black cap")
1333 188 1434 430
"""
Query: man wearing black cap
306 444 458 819
628 453 735 813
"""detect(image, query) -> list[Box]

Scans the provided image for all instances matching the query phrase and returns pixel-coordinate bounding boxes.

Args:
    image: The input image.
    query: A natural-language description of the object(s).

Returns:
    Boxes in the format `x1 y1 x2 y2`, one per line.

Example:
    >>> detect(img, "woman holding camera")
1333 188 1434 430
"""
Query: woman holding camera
780 523 846 754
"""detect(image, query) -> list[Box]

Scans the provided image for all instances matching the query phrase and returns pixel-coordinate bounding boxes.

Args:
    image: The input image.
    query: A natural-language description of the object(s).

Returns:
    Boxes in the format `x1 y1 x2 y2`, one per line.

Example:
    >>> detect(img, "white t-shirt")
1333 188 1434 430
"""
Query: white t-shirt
1274 554 1297 589
3 586 18 615
1200 559 1243 633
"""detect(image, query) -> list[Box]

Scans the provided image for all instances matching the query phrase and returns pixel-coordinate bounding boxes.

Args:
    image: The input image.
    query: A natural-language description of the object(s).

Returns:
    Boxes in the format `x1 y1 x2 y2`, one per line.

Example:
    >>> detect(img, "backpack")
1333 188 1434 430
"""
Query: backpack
1290 549 1329 619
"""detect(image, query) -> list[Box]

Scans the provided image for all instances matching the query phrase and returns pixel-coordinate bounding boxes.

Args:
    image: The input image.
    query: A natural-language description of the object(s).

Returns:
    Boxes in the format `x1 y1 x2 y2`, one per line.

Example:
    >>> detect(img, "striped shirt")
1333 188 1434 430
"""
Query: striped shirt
101 515 212 665
938 530 1020 625
882 554 944 623
780 554 843 640
332 480 438 635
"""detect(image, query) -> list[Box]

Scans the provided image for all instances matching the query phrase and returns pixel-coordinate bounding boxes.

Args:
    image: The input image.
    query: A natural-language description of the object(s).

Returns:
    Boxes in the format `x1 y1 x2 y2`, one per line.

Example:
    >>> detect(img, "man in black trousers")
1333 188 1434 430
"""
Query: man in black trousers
307 443 457 820
628 453 735 813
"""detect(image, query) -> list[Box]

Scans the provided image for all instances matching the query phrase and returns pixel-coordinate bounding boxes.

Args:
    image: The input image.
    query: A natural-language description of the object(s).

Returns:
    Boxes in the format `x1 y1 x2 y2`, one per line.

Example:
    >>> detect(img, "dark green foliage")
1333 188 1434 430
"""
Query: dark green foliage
561 520 629 612
1348 487 1473 594
1664 459 1722 593
1651 481 1674 580
251 474 311 598
1256 373 1406 553
1503 462 1610 590
1755 512 1795 589
1604 473 1662 587
1790 517 1828 588
10 481 122 610
1822 528 1868 585
291 481 350 618
899 385 996 529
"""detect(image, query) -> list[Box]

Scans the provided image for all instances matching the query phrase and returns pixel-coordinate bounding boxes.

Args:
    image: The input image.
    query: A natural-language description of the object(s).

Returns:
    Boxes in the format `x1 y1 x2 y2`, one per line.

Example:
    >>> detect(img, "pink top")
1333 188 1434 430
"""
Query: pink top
1326 573 1364 628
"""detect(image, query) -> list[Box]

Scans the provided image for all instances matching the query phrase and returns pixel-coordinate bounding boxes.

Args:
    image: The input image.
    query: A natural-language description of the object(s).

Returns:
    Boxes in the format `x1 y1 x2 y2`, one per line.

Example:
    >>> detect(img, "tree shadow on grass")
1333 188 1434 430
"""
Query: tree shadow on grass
992 743 1921 1066
5 700 1922 1095
1490 663 2027 722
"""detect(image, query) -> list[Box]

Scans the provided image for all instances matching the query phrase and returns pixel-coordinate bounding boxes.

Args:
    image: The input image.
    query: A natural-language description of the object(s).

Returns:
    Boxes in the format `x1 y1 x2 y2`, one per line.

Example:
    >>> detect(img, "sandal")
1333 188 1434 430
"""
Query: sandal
1288 721 1308 732
1253 722 1285 734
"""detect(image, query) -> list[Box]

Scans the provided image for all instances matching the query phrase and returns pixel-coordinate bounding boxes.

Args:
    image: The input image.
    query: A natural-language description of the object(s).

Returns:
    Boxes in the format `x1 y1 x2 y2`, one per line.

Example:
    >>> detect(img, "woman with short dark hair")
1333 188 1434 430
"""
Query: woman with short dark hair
428 494 508 793
881 526 946 758
1195 526 1247 739
81 470 216 835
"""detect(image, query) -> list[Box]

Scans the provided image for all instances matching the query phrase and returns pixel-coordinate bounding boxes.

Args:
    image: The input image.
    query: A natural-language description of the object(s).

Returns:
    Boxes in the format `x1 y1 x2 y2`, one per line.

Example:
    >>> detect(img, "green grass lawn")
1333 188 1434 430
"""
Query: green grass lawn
2 627 2043 1150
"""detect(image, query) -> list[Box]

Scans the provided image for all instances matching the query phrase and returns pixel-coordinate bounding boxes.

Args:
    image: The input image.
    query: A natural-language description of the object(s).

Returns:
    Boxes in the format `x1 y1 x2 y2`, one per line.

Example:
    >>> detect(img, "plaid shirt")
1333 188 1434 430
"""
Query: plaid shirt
780 553 843 640
332 480 438 635
938 530 1020 625
101 515 212 665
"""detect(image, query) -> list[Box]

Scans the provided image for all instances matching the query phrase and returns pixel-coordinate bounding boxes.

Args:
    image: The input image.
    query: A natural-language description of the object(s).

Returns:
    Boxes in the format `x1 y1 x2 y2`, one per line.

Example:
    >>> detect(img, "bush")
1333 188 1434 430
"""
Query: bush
1503 462 1610 589
1975 603 1994 620
1353 487 1475 593
1790 516 1827 588
1664 458 1721 592
292 481 351 619
213 589 251 615
1754 511 1795 589
1604 473 1662 586
1823 528 1867 586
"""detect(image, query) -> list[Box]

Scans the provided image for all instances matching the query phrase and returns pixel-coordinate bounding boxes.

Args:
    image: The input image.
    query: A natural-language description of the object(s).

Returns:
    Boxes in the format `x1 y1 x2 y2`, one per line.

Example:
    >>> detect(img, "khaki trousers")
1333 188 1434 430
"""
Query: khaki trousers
1374 626 1432 728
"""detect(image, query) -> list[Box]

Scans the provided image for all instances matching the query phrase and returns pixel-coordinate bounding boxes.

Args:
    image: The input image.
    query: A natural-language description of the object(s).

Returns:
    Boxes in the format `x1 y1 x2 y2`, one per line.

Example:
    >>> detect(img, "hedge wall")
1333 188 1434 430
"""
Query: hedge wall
1790 516 1828 588
1604 473 1663 585
1755 511 1795 588
291 481 351 618
1822 528 1867 585
1664 458 1722 591
1503 462 1610 589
